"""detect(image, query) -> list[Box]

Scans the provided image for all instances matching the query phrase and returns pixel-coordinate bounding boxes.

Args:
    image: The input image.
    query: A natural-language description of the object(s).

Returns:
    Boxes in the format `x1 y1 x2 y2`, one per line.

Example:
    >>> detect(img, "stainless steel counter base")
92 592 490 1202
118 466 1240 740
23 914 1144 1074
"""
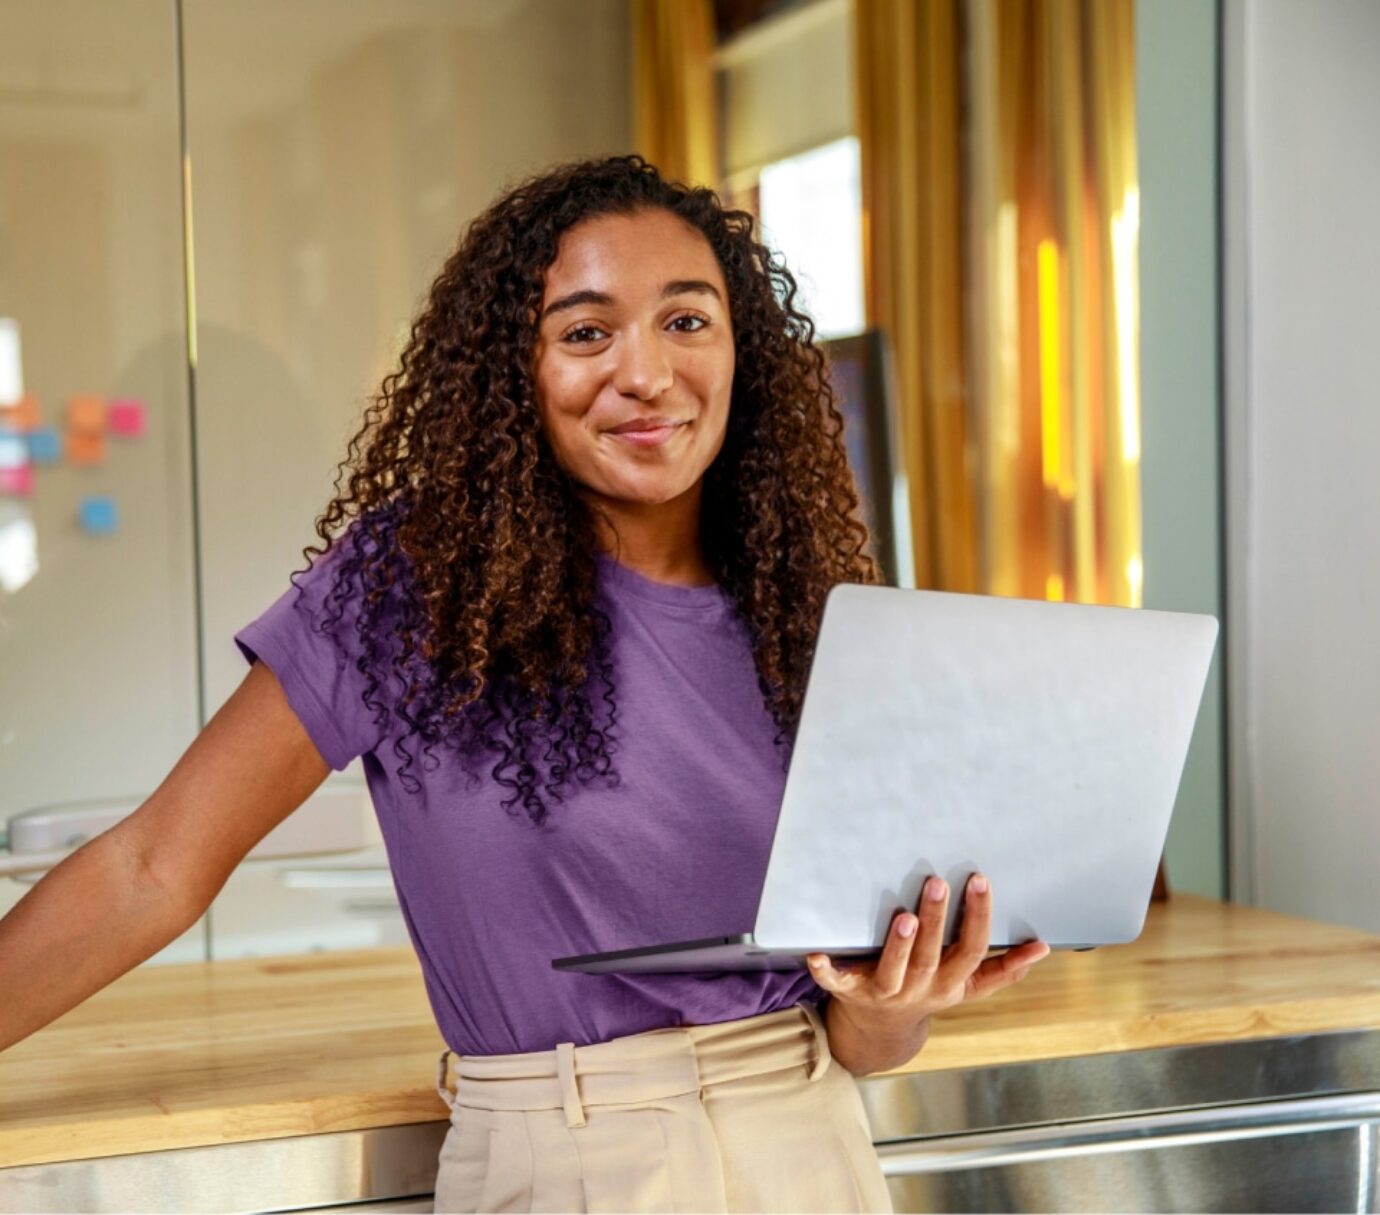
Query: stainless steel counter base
2 1030 1376 1213
877 1093 1378 1212
863 1029 1380 1213
0 1122 446 1215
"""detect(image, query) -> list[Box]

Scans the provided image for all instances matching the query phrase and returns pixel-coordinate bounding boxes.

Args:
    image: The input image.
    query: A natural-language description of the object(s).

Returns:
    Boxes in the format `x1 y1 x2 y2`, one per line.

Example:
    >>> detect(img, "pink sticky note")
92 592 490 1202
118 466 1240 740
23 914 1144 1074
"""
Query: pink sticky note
0 463 34 497
108 398 146 438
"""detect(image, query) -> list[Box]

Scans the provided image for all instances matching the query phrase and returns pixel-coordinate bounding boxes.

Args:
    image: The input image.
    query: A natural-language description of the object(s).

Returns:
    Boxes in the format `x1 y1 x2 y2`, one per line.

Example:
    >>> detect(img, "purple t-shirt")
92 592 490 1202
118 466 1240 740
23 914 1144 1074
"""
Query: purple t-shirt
234 530 823 1055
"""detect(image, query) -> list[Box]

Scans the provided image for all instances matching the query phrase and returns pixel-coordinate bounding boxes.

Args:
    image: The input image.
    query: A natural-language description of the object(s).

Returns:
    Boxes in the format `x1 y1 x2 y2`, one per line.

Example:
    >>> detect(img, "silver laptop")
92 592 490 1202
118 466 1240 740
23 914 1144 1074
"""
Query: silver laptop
552 585 1218 975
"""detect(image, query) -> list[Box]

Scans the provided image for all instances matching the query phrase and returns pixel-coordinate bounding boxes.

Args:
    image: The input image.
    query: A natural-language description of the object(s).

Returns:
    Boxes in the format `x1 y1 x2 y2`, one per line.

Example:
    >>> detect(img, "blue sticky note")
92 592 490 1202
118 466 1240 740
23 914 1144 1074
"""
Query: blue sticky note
79 495 119 536
26 427 61 464
0 432 24 470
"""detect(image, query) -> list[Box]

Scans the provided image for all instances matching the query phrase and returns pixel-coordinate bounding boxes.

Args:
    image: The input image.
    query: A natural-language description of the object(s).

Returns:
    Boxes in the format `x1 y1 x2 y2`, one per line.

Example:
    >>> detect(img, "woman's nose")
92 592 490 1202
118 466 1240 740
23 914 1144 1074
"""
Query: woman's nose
612 327 674 400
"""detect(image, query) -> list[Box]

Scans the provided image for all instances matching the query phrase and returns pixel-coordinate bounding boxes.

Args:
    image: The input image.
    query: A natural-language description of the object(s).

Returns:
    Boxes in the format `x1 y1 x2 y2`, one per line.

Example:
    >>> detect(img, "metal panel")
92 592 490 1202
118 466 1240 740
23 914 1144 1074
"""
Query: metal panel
859 1029 1380 1140
0 1123 446 1215
882 1117 1377 1213
864 1030 1380 1213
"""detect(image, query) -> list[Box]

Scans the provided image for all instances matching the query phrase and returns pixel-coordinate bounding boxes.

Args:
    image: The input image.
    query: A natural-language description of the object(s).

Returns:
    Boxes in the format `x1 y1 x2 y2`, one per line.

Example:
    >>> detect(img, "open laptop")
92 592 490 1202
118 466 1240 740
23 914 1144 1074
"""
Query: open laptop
551 584 1218 975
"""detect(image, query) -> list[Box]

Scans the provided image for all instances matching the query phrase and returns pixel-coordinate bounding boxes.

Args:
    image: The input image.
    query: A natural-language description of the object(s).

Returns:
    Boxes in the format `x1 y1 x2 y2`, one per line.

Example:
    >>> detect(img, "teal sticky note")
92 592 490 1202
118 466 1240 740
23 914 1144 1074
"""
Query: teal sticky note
0 432 24 470
79 495 119 535
26 427 60 464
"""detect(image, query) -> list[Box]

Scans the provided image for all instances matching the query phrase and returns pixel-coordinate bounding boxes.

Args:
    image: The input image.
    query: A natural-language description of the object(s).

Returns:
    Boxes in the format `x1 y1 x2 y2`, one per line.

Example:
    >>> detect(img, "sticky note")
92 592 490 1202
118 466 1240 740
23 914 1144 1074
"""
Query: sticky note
26 427 60 464
0 432 25 469
0 464 33 497
66 429 106 465
1 393 42 432
108 398 146 438
79 494 118 535
66 395 106 434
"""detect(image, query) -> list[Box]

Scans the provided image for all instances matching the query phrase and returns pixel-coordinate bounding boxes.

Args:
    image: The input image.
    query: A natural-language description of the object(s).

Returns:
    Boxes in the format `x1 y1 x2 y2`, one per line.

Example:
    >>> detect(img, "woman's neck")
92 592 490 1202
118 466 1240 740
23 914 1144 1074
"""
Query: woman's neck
586 487 714 587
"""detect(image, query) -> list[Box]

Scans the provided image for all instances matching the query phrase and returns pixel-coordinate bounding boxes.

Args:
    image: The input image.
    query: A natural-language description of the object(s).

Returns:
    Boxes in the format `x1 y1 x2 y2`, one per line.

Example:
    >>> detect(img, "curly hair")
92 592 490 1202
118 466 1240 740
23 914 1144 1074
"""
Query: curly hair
295 153 880 826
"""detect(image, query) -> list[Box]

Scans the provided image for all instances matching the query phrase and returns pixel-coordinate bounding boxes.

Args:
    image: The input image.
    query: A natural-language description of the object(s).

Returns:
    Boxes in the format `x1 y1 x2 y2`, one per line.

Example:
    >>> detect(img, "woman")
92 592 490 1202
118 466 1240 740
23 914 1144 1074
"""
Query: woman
0 154 1047 1212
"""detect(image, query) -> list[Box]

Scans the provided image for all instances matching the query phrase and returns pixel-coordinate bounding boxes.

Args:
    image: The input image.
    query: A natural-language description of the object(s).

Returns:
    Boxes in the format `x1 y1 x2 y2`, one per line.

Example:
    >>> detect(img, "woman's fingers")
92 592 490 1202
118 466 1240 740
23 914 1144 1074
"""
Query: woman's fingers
811 877 948 1003
810 877 1048 1012
964 940 1051 1000
873 907 920 996
906 872 991 1006
906 875 949 981
806 952 868 996
943 874 993 978
1001 940 1051 969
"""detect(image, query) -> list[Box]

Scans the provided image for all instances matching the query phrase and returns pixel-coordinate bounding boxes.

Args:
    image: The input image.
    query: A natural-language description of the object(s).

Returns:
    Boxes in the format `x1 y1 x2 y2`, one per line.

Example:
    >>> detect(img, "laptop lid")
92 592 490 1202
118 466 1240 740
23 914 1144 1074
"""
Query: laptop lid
749 585 1218 952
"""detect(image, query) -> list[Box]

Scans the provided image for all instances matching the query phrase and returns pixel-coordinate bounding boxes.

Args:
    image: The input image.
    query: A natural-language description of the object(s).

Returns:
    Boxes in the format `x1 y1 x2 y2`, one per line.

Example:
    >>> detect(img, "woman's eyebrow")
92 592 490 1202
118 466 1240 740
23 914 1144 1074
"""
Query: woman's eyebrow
541 280 723 321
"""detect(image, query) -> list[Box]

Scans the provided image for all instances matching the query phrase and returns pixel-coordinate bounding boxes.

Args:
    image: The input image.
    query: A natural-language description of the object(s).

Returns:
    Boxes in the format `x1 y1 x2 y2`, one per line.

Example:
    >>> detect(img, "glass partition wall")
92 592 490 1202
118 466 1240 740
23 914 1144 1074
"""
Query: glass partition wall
0 0 203 963
0 0 632 963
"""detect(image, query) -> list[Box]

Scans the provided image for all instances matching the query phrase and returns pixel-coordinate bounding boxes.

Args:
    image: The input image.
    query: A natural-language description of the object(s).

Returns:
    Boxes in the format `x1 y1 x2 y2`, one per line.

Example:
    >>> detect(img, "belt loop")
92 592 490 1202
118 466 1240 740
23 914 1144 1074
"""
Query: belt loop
555 1041 587 1128
435 1048 456 1111
798 999 832 1081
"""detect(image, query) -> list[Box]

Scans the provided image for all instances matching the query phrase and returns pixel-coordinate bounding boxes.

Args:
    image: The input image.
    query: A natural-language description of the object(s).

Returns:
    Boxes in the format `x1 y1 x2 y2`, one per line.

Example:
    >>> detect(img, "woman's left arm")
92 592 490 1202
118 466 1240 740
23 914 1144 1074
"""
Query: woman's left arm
809 873 1050 1076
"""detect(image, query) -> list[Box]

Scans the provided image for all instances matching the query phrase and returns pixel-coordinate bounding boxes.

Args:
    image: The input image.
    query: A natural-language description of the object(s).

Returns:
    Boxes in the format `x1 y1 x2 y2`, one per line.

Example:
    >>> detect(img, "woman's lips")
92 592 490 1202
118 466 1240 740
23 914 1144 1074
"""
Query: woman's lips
605 421 688 448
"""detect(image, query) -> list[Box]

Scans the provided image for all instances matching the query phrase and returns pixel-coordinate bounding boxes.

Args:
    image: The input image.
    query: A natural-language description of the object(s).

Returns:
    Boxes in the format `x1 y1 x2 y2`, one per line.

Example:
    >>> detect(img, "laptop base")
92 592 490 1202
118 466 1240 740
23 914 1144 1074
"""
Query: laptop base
552 933 883 975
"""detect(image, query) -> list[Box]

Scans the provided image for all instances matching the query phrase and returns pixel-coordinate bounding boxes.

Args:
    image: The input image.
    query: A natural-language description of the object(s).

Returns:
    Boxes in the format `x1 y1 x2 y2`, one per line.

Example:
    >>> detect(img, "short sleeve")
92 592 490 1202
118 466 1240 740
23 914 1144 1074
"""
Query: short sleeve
234 527 394 771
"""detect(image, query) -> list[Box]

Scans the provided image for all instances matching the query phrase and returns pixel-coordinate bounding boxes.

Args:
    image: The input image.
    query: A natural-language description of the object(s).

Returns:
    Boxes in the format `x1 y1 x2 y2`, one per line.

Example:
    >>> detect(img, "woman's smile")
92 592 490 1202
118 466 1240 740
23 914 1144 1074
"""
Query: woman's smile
603 418 692 448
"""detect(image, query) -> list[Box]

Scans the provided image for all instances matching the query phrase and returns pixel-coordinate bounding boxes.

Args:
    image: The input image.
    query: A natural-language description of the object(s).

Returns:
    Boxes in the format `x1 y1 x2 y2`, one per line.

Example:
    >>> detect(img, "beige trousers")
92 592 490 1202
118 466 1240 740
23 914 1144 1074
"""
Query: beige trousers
432 1000 895 1213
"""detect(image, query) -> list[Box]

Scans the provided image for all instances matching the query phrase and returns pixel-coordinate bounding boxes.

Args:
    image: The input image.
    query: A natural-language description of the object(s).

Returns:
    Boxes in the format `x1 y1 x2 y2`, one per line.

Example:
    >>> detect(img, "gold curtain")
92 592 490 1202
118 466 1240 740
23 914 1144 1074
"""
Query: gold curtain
854 0 979 591
855 0 1141 606
631 0 719 188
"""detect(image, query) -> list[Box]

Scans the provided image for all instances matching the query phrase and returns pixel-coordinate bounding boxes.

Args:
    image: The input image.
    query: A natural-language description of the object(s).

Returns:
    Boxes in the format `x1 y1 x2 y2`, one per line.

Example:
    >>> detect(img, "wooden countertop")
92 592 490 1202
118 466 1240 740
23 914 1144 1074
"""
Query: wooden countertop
2 895 1379 1169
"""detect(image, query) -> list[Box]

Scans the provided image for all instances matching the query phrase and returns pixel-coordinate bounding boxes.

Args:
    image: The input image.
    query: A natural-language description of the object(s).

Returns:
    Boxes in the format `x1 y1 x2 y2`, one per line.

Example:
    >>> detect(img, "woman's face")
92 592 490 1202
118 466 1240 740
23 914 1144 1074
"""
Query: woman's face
531 207 735 510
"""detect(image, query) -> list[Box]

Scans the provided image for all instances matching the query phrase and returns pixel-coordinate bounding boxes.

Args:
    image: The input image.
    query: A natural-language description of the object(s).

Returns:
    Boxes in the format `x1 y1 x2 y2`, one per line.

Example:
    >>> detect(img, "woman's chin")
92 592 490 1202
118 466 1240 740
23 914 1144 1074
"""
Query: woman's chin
589 474 697 509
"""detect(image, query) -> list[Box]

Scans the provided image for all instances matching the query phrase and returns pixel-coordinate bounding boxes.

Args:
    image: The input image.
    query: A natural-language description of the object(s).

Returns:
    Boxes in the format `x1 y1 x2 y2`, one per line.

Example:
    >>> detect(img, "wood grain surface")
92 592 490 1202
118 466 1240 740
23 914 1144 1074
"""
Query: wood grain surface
1 895 1377 1169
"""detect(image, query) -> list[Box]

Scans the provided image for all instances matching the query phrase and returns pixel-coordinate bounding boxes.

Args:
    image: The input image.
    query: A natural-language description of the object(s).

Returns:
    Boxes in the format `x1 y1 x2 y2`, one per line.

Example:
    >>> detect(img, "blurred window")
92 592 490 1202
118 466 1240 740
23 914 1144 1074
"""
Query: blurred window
757 136 864 340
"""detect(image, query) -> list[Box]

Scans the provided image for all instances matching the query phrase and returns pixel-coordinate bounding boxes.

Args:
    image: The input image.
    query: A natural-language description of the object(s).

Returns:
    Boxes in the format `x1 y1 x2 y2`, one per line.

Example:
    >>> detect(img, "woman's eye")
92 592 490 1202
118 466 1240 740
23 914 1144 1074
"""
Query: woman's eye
563 325 609 344
561 315 709 345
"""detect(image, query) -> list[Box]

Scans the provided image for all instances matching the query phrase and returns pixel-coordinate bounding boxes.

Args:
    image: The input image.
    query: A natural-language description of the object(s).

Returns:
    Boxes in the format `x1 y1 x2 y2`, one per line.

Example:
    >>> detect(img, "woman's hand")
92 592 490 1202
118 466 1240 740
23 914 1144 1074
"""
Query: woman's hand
807 874 1050 1070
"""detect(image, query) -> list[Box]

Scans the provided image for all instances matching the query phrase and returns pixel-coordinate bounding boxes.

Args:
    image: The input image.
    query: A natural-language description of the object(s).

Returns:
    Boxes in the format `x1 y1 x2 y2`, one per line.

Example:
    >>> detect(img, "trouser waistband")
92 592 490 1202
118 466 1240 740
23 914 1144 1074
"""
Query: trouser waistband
435 1000 831 1129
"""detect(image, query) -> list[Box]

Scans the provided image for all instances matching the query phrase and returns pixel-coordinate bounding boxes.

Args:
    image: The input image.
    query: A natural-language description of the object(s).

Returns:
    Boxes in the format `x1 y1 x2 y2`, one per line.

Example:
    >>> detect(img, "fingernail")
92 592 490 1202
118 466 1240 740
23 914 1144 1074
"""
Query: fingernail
971 875 989 895
898 915 917 938
927 879 947 901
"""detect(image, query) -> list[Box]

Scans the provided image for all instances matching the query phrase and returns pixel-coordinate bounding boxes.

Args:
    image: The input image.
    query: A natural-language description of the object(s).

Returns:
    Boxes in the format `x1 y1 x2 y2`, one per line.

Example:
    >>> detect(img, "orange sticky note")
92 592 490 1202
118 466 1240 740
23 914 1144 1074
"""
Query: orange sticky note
1 393 42 432
66 395 106 434
66 428 106 465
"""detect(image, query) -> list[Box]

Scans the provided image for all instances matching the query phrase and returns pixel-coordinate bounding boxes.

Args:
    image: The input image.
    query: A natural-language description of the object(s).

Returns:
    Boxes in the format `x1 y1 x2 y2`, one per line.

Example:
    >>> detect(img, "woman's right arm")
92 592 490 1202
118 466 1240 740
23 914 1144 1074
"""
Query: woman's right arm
0 659 332 1054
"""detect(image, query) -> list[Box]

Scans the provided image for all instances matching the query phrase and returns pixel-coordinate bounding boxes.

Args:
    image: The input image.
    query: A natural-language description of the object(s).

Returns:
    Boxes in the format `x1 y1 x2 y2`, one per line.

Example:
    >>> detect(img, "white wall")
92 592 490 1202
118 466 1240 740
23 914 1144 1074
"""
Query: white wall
1224 0 1380 931
1137 0 1225 899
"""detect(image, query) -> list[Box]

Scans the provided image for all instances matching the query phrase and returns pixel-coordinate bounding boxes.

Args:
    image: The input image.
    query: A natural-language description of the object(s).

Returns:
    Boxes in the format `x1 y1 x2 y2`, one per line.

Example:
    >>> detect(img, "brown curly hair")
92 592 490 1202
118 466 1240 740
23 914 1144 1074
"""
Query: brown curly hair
295 153 880 825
